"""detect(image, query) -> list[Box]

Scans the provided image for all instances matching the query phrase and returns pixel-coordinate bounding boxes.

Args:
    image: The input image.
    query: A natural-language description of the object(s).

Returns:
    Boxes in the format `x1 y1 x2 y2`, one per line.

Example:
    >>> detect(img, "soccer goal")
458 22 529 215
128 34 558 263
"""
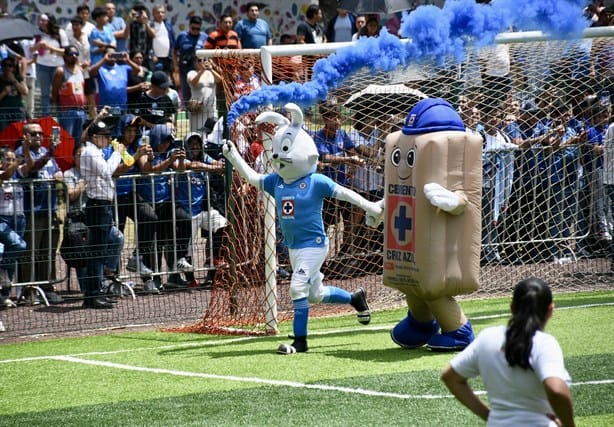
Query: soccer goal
183 25 614 336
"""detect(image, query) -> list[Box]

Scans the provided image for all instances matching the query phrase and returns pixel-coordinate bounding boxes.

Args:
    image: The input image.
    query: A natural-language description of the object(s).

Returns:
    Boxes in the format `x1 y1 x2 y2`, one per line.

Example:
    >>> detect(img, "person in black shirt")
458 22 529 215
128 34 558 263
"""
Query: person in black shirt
133 70 175 128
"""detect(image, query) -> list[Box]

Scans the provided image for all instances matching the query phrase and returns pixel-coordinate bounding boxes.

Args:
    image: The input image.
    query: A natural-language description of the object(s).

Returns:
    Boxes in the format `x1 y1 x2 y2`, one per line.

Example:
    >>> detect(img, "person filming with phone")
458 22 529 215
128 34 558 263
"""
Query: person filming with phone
122 3 155 71
89 47 140 114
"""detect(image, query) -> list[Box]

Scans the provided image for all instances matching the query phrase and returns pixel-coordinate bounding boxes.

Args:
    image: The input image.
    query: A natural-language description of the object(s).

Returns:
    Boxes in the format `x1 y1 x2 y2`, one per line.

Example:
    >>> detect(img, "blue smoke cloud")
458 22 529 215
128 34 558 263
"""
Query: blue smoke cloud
227 0 589 126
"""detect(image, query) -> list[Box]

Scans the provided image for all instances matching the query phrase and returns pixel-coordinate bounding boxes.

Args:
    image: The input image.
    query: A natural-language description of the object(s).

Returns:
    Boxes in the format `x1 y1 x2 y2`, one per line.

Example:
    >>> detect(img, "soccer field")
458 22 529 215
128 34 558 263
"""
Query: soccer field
1 291 613 426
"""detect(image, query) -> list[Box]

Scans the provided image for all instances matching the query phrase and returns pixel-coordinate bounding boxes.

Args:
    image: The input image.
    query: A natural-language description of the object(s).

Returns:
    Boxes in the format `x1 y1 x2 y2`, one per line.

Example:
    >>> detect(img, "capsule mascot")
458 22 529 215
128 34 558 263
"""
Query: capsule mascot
383 98 482 351
222 103 383 354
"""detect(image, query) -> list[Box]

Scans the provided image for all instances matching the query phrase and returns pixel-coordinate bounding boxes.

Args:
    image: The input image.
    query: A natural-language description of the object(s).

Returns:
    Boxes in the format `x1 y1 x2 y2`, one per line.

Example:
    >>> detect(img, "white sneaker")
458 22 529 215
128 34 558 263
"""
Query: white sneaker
1 296 16 308
0 268 11 289
553 256 573 265
176 257 193 272
126 255 153 275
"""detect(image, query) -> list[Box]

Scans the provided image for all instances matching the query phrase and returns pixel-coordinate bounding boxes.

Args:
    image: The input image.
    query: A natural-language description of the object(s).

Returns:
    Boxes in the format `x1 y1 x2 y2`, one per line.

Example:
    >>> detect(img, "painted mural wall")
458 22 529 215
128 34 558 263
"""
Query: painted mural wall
4 0 316 42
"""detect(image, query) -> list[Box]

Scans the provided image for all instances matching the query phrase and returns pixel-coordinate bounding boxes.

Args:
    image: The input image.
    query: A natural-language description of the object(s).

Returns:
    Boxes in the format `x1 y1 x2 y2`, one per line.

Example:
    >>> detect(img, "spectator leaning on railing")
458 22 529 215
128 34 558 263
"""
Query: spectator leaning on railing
17 122 64 304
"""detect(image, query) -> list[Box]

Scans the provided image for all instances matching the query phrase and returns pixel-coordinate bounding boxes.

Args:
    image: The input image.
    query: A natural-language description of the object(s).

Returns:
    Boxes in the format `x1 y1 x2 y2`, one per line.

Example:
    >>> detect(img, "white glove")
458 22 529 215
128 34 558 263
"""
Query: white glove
222 139 238 162
365 199 384 228
424 183 462 213
222 139 261 186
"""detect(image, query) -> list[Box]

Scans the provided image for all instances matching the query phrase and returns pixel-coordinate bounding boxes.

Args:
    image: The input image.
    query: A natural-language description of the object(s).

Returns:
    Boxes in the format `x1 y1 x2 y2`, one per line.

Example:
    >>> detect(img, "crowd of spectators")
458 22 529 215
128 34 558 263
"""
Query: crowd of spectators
0 1 612 325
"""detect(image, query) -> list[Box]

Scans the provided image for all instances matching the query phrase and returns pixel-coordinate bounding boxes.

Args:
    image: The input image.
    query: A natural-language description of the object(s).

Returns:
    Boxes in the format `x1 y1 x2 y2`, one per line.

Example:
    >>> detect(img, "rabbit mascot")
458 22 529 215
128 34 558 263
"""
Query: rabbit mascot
383 98 482 351
223 103 383 354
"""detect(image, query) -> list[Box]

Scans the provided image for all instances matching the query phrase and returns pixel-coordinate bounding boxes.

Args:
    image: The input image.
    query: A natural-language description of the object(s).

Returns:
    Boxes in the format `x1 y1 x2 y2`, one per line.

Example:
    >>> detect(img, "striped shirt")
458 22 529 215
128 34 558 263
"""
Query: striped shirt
205 29 241 49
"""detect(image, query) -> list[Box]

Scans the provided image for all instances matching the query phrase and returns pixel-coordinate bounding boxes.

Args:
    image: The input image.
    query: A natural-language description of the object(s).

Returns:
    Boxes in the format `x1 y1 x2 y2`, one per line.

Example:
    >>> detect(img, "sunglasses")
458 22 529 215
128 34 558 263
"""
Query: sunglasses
65 52 79 57
28 131 43 136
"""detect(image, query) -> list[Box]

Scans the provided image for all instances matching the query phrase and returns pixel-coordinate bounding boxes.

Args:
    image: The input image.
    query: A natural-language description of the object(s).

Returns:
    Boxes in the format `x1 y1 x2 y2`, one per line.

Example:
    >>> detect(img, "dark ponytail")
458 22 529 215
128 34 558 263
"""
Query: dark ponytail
504 277 552 370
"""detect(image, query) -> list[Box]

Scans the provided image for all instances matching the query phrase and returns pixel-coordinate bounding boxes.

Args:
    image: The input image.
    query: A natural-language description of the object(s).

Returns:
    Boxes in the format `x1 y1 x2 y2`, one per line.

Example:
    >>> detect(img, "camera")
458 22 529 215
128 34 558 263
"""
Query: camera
110 52 123 61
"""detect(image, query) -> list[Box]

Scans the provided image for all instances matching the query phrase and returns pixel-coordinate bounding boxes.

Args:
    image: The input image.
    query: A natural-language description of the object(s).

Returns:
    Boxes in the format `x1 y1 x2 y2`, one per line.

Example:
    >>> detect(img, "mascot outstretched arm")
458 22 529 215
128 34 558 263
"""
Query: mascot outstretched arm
223 103 382 355
383 98 482 352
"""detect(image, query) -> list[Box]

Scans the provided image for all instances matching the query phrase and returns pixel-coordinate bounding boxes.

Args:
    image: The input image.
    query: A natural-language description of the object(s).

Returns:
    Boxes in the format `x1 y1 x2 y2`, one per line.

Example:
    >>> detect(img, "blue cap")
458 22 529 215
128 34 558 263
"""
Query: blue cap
402 98 465 135
149 124 174 149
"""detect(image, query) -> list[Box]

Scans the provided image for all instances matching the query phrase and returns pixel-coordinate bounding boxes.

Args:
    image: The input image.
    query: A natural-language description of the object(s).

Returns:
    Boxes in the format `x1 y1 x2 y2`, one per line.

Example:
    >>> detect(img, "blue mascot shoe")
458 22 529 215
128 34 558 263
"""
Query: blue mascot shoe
426 321 474 352
390 312 439 349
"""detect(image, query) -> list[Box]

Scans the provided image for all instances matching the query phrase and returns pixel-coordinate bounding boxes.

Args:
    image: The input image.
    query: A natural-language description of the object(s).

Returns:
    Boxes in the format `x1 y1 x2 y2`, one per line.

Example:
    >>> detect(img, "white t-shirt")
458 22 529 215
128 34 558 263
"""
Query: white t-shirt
36 30 69 68
187 69 217 127
450 325 571 427
152 21 170 59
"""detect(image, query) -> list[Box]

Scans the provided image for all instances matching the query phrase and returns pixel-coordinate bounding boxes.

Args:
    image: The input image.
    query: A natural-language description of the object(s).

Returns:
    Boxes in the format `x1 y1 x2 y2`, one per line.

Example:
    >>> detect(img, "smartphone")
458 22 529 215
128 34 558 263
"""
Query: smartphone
110 52 123 60
141 135 150 147
51 126 60 146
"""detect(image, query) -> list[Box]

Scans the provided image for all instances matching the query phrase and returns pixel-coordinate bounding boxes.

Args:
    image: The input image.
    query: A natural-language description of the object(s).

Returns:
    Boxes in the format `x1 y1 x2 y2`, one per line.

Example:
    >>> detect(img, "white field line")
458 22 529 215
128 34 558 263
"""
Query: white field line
1 301 613 364
0 302 611 401
51 355 461 400
41 355 614 400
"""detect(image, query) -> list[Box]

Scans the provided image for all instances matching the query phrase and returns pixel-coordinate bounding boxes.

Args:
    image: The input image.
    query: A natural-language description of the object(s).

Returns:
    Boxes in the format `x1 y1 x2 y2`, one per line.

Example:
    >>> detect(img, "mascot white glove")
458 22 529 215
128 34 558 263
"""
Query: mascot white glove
222 140 262 186
334 185 384 228
423 183 465 215
365 199 384 228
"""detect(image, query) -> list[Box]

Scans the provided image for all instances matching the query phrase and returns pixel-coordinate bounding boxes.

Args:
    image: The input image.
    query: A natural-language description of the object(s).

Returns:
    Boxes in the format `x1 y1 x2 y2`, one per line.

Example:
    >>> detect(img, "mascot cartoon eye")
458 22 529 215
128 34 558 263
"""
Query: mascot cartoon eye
406 149 415 168
391 147 401 166
281 136 291 152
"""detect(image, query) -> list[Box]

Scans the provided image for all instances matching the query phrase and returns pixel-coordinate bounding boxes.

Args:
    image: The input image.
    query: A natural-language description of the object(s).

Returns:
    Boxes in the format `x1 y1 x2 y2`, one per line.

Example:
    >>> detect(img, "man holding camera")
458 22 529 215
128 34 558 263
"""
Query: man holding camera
133 70 176 128
173 16 207 103
89 48 140 114
123 3 155 71
80 120 123 308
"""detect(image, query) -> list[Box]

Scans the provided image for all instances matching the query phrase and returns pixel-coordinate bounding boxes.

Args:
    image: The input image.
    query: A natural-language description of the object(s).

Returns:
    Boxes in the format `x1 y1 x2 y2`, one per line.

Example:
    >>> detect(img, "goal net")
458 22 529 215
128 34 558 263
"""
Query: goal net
179 25 614 336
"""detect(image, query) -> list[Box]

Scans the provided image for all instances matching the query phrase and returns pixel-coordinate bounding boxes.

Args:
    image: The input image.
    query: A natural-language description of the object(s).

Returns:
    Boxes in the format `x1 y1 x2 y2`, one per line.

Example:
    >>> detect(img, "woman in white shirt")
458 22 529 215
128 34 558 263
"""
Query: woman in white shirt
32 14 69 116
442 277 575 427
187 58 221 131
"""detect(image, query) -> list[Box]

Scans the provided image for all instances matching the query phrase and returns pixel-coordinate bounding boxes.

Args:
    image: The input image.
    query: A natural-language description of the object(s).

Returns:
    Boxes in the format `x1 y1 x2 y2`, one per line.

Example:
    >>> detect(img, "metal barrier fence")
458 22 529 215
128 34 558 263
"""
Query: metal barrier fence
0 140 610 339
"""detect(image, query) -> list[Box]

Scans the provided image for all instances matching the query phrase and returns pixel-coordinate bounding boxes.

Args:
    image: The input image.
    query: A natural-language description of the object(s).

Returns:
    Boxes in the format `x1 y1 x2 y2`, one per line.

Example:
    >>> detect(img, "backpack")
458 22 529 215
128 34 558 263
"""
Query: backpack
60 211 90 268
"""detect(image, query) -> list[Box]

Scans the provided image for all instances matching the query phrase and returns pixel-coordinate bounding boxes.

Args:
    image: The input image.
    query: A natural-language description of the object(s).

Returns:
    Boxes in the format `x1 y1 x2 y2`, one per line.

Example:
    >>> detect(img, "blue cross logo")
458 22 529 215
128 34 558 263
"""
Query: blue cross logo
394 205 413 242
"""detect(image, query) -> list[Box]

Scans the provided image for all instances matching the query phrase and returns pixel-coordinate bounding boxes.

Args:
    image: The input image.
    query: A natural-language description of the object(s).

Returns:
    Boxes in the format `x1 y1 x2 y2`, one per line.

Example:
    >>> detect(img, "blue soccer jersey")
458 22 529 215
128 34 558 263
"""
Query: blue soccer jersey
262 173 336 249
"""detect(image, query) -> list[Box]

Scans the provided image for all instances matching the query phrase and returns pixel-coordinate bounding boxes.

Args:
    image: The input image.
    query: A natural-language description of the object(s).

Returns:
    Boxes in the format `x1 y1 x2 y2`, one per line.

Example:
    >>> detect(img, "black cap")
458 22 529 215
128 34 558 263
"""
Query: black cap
150 71 170 88
199 117 218 134
88 120 112 137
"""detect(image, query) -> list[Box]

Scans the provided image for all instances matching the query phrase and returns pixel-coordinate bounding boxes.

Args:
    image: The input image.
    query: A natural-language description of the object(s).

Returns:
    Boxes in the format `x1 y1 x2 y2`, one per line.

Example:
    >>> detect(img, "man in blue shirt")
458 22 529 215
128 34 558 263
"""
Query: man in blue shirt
313 102 364 255
90 49 140 114
234 2 272 49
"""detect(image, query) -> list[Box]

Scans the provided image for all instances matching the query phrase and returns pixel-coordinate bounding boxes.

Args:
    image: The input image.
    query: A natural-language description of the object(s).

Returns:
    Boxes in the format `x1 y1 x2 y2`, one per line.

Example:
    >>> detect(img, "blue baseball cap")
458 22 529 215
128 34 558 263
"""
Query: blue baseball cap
402 98 465 135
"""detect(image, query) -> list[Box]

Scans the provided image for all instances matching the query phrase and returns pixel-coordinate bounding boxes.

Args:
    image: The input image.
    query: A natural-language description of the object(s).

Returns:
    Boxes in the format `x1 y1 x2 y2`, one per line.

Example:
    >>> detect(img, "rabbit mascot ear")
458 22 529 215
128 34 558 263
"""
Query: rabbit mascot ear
255 103 319 184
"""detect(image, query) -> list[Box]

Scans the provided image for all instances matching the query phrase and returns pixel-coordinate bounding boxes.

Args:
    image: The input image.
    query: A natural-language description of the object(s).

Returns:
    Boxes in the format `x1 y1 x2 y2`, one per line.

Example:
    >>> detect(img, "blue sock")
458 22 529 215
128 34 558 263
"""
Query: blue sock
321 286 351 304
293 297 309 337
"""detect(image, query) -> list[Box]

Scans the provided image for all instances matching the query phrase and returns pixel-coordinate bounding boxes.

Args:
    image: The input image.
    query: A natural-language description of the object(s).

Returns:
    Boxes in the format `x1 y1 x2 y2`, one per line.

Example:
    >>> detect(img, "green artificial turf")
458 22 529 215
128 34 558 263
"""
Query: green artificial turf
0 291 612 426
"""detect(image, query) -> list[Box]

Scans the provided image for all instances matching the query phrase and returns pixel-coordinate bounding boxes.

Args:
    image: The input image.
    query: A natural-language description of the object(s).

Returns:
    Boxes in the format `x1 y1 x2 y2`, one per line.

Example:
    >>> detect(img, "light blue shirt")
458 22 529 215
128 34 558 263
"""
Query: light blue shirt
234 18 271 49
262 173 336 249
